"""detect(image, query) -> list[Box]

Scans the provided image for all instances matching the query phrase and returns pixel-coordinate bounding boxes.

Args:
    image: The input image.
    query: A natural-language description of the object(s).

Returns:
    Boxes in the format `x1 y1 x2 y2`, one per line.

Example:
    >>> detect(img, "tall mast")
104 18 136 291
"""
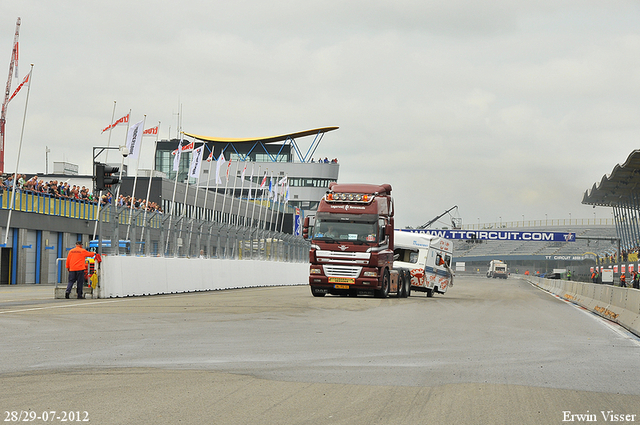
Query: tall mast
0 17 21 174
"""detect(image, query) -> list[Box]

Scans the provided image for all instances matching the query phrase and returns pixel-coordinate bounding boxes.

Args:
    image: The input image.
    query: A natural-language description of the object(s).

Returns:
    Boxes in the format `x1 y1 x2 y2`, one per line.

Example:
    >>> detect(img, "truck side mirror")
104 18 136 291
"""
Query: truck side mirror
302 217 310 239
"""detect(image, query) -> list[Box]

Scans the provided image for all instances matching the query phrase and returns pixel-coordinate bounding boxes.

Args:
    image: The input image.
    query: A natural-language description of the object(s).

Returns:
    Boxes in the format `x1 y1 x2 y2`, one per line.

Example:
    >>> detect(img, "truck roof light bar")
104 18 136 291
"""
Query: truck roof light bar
325 192 374 203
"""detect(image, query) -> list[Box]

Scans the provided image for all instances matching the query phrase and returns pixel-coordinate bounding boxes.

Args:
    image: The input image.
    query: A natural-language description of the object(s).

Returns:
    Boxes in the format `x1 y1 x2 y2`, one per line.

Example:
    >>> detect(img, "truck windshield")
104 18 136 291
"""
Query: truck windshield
313 218 378 243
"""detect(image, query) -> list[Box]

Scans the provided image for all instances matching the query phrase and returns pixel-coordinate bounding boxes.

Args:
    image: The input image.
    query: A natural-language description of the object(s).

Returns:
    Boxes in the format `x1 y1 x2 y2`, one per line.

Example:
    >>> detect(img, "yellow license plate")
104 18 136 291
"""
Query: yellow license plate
334 284 350 290
328 277 355 284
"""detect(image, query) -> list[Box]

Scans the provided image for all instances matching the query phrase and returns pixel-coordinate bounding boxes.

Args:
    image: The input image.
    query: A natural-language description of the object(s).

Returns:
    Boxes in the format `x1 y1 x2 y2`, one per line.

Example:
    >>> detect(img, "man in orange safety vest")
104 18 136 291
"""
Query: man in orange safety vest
65 241 96 299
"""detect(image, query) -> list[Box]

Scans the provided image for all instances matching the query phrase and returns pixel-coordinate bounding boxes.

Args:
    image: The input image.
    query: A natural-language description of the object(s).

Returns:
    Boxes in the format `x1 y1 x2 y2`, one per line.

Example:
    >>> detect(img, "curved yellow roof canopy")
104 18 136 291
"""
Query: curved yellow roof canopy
184 126 338 144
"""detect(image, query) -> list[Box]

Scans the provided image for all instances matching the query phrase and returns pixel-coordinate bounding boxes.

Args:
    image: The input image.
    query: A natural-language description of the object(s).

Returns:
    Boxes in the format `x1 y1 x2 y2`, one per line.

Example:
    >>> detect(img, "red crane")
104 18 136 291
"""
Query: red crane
0 17 21 174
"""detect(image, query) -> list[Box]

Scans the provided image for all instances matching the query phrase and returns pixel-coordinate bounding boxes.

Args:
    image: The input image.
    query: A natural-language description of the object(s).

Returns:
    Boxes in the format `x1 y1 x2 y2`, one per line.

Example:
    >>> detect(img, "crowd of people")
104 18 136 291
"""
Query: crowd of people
0 173 163 213
2 174 96 202
310 157 338 163
599 248 640 264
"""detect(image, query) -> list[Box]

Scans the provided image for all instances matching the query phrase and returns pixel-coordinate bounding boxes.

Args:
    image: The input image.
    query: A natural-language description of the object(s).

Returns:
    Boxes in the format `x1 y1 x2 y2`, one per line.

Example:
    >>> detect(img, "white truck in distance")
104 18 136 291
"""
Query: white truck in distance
394 231 454 297
487 260 508 279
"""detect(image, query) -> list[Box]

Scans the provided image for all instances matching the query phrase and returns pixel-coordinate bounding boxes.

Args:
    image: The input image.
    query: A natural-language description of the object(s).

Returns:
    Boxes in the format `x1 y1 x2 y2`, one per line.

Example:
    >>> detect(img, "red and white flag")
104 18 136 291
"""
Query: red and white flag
171 141 195 155
259 172 268 189
7 70 30 104
102 113 129 133
143 126 158 136
225 158 232 182
173 139 184 172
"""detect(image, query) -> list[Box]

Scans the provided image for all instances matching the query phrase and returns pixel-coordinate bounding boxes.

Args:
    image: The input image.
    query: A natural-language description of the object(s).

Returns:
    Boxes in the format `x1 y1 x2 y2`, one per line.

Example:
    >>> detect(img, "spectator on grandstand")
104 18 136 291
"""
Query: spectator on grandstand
3 174 14 189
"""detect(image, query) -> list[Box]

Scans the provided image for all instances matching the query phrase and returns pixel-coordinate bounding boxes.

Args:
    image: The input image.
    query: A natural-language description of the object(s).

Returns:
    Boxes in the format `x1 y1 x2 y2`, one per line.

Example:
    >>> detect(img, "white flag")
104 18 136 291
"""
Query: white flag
215 151 225 185
189 146 204 179
126 120 144 159
173 139 183 172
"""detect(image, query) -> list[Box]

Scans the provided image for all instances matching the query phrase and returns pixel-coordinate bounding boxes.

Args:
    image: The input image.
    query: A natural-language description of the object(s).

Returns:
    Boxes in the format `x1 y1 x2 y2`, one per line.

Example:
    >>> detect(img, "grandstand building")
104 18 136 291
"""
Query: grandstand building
154 127 340 217
582 149 640 256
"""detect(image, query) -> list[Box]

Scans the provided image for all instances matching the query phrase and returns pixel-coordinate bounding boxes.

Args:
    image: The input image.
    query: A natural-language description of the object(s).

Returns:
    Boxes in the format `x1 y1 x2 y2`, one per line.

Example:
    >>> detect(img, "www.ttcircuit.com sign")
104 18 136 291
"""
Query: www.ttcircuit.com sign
400 229 576 242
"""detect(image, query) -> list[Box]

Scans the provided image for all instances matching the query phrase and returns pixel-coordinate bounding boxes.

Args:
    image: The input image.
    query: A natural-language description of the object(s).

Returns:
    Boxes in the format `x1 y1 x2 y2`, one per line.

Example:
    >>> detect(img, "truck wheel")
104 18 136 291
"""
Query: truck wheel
426 288 433 297
397 272 406 298
376 270 390 298
404 271 412 297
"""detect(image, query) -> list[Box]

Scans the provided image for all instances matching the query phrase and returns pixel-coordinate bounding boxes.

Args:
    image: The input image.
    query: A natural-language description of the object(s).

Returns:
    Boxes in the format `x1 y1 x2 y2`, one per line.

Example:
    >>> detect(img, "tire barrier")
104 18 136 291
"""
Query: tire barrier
528 276 640 338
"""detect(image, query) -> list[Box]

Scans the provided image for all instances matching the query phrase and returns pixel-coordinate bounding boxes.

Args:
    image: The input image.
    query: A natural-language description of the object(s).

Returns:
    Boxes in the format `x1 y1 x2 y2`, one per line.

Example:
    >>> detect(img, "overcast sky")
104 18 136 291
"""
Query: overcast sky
1 1 639 228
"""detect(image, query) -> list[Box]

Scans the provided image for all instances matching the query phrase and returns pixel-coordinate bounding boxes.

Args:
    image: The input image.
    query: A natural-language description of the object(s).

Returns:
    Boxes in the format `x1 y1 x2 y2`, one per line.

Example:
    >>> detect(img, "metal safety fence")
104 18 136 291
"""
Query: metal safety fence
94 205 309 262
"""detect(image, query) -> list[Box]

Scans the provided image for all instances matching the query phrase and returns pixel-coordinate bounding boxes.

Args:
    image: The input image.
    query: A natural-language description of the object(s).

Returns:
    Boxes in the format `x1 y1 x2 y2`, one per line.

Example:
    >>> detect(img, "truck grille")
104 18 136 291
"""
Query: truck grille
324 265 361 278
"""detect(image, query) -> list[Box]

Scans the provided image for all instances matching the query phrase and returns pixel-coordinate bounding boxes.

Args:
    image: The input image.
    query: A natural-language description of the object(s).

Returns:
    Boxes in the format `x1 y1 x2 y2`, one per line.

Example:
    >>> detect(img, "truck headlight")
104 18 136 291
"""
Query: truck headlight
310 266 323 275
363 271 378 277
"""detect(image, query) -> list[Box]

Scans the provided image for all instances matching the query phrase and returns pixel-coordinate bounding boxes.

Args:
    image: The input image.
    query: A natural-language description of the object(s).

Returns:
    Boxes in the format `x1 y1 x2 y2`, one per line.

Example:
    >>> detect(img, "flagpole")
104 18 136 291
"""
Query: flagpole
278 177 288 233
249 166 260 229
114 109 131 204
219 159 232 226
125 115 146 241
242 162 253 227
211 153 222 257
267 172 277 232
255 174 266 259
279 182 289 233
140 121 160 252
217 159 232 258
201 145 214 221
227 159 242 258
4 64 33 246
105 100 116 164
187 143 204 255
235 160 248 227
178 137 191 256
245 164 257 259
164 139 182 255
256 171 267 232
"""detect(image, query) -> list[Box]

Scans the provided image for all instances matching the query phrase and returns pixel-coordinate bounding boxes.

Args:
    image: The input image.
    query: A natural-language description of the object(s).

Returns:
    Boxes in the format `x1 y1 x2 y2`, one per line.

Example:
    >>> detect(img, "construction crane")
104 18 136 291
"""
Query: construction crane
417 205 461 229
0 17 21 174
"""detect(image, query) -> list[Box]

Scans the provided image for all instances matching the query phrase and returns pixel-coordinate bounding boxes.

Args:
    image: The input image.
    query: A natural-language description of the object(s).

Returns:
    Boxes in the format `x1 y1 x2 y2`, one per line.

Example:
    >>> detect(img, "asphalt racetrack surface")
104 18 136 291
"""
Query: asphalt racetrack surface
1 275 639 424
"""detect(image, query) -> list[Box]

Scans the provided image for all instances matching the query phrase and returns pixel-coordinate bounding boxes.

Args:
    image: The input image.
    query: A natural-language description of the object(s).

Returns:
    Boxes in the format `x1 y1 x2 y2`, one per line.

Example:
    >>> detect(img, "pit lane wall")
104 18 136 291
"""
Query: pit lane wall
99 256 308 298
528 276 640 338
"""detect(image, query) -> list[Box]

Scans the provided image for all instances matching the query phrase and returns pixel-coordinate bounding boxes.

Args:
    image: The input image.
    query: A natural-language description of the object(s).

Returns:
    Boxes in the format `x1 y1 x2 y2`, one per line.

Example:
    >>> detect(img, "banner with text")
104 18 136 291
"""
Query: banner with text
400 229 576 242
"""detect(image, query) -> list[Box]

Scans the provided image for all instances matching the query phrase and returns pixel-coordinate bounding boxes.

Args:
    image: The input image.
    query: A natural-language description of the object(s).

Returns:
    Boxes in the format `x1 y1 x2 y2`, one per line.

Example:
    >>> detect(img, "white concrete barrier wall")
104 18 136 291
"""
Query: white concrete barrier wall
530 277 640 338
100 256 309 298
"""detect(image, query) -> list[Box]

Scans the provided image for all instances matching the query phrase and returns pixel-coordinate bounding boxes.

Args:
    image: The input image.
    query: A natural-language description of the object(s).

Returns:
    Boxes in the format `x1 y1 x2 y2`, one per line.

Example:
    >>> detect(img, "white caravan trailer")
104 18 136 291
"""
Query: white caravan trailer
393 231 454 297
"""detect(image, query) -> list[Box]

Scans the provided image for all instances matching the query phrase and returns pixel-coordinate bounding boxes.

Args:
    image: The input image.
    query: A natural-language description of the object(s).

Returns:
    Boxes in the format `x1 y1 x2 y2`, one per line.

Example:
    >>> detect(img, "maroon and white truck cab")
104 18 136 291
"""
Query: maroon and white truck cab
303 183 411 298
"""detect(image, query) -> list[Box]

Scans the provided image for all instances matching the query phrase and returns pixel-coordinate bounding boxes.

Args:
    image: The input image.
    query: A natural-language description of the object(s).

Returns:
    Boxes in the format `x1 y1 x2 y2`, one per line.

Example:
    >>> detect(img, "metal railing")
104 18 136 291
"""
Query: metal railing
95 204 309 262
462 218 615 230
